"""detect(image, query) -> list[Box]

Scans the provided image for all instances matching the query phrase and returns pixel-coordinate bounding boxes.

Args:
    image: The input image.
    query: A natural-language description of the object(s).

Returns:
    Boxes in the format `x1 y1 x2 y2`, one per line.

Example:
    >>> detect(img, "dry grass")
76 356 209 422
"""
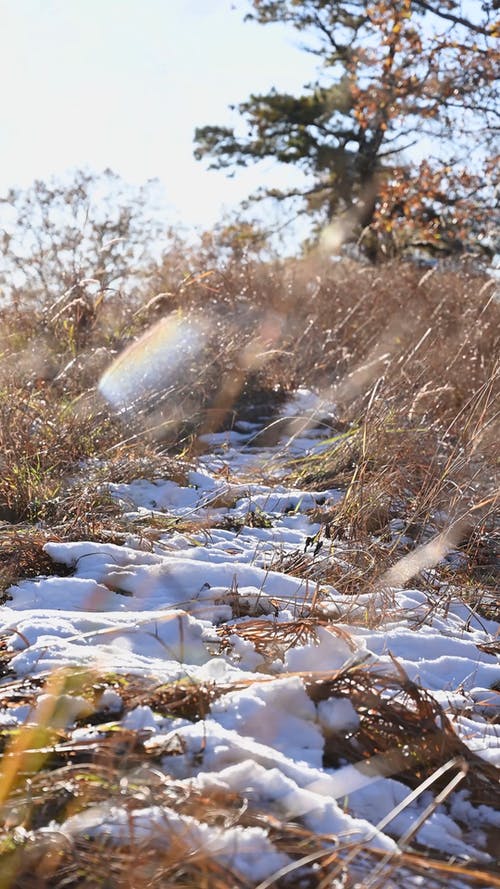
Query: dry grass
0 371 191 600
0 662 499 888
0 245 498 887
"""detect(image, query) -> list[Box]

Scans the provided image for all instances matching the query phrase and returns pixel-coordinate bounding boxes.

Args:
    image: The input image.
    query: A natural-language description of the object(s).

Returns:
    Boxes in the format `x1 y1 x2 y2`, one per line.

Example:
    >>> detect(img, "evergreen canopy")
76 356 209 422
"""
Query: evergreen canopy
194 1 499 257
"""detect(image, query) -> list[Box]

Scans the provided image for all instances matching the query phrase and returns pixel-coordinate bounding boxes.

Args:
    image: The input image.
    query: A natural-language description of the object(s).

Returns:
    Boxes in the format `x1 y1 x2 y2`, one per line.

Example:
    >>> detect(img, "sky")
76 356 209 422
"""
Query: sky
0 0 318 232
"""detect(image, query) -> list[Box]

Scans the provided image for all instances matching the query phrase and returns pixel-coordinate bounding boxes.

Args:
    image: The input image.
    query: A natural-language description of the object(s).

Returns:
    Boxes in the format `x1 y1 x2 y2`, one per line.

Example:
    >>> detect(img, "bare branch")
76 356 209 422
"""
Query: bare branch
413 0 496 36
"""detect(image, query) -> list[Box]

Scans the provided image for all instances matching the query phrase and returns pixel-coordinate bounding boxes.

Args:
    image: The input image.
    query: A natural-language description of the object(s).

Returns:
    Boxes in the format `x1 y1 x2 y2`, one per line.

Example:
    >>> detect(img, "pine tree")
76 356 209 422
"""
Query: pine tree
194 1 499 258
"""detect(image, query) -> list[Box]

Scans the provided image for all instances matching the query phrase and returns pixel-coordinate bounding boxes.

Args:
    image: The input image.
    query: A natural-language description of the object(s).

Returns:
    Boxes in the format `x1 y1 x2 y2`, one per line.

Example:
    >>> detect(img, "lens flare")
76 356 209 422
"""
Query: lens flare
99 313 208 409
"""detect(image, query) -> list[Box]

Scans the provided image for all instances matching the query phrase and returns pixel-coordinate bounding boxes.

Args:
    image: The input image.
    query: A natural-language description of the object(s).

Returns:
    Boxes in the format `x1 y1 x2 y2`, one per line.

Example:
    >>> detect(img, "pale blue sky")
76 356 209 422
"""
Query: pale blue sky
0 0 318 230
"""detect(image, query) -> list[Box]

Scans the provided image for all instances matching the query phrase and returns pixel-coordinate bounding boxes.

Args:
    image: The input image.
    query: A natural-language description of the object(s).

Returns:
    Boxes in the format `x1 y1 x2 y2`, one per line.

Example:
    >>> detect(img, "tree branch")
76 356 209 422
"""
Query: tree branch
413 0 495 36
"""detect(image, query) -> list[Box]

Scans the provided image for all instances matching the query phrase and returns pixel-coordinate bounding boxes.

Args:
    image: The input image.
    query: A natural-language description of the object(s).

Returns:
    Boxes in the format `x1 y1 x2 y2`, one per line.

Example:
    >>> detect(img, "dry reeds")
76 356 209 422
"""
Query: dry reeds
0 240 498 887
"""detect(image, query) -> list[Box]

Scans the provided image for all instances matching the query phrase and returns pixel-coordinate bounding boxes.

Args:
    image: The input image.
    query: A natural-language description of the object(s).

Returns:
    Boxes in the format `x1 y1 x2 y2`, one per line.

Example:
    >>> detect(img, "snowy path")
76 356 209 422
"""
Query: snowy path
1 396 499 885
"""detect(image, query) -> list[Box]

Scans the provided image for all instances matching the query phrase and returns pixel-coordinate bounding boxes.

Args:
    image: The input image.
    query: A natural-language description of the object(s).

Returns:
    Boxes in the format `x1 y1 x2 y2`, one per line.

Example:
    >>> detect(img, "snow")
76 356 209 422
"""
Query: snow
317 697 360 734
96 687 122 713
284 625 361 673
145 720 397 851
1 389 499 880
121 704 161 733
2 607 210 677
210 675 324 766
60 802 291 882
347 779 492 862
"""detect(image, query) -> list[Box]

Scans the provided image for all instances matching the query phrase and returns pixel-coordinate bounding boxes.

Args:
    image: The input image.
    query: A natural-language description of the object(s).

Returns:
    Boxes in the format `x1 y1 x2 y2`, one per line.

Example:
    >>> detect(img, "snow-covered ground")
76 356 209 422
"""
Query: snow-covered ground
1 391 499 886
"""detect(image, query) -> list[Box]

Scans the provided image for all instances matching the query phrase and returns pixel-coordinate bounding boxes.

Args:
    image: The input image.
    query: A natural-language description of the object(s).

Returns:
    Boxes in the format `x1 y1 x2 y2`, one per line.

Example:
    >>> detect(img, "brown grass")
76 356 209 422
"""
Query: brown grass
0 662 499 888
0 242 498 887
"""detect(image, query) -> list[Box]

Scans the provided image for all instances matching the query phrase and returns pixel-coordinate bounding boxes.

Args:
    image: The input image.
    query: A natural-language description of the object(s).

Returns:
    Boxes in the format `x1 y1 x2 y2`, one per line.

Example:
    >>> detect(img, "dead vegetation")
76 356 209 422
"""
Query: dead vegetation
0 236 498 887
0 658 499 888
